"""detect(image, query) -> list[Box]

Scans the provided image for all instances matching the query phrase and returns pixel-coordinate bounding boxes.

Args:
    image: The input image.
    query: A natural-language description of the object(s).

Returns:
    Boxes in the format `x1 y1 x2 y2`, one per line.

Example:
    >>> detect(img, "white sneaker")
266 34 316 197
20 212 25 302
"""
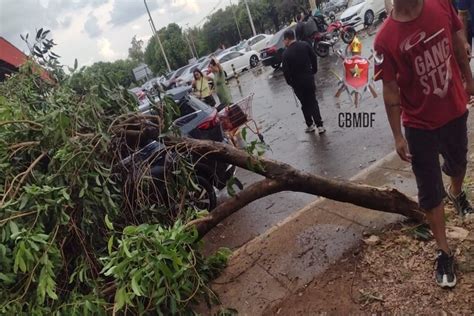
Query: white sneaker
305 124 316 133
317 126 326 134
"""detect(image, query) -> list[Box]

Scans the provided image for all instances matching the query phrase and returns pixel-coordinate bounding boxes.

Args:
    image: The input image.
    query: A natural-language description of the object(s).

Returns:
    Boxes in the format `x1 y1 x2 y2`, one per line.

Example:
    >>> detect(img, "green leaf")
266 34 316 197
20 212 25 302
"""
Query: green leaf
105 214 114 230
241 127 248 142
36 28 43 40
108 236 114 255
131 274 143 296
9 221 19 236
0 272 15 284
14 247 26 273
123 241 132 258
114 287 127 311
226 177 236 197
74 58 78 70
123 226 137 235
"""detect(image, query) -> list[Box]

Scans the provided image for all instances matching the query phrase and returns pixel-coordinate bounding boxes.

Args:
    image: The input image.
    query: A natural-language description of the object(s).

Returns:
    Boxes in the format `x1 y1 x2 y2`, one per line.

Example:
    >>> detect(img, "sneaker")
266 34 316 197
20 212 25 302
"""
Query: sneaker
446 185 474 217
434 250 457 288
317 126 326 134
305 124 316 133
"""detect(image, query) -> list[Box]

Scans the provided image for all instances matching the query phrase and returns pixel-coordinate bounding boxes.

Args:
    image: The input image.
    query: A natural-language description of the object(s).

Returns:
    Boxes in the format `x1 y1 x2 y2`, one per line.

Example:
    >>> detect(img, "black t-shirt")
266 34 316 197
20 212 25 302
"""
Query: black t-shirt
282 41 318 87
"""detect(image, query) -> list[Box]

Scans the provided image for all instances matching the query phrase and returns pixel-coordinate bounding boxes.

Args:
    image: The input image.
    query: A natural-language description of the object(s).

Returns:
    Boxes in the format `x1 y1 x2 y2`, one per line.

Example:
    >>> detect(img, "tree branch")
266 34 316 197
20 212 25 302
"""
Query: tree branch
186 178 286 236
166 137 424 238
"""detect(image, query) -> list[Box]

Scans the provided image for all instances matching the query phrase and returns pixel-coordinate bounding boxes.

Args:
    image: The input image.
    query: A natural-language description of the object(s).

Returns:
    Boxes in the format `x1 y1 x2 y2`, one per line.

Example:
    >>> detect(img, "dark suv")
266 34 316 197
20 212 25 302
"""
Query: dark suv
260 24 297 69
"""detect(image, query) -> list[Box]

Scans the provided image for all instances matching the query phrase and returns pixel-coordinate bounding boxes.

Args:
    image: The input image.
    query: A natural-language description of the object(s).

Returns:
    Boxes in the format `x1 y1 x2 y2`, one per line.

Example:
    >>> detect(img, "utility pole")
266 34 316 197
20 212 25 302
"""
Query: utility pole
186 24 199 58
243 0 256 37
144 0 171 72
230 0 242 41
184 32 196 60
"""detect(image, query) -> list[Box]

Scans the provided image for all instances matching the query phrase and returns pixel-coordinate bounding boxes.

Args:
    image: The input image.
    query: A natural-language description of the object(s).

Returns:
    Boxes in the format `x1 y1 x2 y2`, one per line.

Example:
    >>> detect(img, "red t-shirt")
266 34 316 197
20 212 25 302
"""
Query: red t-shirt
374 0 468 130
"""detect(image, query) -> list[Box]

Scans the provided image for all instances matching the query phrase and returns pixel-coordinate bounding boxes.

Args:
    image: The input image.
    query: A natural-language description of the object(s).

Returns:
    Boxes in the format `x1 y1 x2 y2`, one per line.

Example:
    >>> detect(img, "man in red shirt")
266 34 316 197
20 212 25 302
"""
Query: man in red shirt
374 0 474 288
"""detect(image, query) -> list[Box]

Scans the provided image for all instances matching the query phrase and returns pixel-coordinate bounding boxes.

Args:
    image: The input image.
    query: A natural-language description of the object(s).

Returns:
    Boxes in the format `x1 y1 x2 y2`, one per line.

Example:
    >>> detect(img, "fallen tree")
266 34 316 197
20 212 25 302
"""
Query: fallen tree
168 138 424 237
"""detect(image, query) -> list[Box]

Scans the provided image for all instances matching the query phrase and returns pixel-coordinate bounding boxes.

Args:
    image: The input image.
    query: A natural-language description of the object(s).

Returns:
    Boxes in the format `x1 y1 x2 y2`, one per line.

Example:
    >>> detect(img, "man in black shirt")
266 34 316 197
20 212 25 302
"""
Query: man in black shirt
282 29 325 134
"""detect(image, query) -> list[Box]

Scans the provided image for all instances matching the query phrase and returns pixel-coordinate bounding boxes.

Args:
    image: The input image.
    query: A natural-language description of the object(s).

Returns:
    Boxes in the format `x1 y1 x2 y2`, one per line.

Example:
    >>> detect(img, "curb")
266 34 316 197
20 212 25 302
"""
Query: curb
230 150 399 259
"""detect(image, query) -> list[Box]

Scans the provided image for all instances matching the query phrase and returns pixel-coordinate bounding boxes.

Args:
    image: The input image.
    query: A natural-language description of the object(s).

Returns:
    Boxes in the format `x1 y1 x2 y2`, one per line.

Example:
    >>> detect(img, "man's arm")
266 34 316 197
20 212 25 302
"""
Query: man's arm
452 29 474 93
383 80 412 162
458 9 470 40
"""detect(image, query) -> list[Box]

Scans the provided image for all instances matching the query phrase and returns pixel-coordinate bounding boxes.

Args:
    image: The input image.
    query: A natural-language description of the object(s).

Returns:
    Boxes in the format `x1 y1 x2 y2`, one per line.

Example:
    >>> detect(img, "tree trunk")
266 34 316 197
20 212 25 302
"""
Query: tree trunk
168 137 424 238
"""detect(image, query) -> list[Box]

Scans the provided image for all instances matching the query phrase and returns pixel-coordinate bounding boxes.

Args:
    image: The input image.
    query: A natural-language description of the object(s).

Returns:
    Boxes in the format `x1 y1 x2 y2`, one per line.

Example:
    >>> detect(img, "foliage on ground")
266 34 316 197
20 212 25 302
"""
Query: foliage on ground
0 30 230 315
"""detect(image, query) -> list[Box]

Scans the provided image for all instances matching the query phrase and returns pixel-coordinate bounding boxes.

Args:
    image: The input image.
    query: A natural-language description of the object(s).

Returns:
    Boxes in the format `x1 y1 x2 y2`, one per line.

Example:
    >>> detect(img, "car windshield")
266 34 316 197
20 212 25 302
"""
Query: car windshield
267 26 292 46
175 66 189 77
348 0 365 6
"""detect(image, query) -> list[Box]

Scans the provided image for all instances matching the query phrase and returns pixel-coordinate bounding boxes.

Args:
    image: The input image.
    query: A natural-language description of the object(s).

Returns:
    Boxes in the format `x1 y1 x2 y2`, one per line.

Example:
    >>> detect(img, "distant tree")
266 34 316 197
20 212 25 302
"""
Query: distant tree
144 23 192 74
128 35 145 63
69 59 140 93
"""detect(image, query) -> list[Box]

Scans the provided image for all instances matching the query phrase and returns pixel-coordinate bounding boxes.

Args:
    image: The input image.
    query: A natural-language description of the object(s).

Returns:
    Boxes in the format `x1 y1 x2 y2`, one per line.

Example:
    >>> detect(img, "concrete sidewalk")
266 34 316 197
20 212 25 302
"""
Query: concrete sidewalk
202 151 420 315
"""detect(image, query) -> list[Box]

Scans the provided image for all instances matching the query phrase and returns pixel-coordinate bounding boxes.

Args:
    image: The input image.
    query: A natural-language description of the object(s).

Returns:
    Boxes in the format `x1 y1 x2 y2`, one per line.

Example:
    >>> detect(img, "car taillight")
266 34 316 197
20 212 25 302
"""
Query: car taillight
267 46 277 54
198 110 219 130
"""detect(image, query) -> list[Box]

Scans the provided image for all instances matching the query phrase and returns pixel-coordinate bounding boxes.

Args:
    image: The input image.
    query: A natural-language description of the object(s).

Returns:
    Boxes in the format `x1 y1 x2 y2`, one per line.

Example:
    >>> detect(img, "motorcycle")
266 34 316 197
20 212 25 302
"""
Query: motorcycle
312 20 356 58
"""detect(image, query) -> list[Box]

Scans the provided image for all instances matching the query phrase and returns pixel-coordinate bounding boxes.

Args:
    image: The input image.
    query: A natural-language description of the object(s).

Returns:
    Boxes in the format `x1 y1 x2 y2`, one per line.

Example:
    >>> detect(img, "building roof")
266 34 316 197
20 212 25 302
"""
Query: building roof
0 37 27 68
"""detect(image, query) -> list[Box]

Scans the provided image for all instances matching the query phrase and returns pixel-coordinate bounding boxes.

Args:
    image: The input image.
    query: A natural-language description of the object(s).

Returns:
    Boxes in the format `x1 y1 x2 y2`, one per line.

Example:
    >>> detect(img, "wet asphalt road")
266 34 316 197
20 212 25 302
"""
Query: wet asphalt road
204 31 394 253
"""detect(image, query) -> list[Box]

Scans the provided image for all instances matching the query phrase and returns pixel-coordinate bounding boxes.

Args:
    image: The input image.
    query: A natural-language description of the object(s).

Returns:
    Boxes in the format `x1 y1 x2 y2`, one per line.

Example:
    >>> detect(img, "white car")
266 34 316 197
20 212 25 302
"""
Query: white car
246 34 273 53
340 0 385 27
216 50 260 79
176 63 200 87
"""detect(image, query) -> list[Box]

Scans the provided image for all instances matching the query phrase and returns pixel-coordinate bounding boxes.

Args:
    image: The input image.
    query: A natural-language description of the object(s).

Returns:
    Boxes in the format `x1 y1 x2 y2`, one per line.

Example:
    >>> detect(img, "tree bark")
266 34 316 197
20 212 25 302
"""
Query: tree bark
167 137 424 238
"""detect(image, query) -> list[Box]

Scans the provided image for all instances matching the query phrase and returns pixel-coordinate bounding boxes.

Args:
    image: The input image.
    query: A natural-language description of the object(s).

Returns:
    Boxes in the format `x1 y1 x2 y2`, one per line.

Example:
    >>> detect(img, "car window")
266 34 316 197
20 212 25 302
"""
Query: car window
268 26 293 46
255 35 265 43
219 54 231 63
228 52 242 60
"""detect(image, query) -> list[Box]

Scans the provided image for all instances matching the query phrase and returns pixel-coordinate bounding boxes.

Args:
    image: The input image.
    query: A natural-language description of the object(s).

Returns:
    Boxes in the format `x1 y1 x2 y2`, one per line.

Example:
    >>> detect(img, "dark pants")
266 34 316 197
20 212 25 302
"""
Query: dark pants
405 111 468 211
293 80 323 127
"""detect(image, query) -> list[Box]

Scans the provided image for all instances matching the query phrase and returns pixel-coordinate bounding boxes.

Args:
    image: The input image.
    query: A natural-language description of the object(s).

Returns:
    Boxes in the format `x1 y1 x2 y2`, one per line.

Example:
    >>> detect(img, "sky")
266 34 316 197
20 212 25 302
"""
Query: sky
0 0 229 67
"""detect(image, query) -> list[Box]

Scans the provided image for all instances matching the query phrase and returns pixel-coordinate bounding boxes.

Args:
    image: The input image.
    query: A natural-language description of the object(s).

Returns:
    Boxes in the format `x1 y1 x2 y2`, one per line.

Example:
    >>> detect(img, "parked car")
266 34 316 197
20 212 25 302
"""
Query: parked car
212 50 259 79
246 34 273 53
340 0 385 27
128 87 153 112
322 0 348 16
176 63 201 87
260 24 297 69
162 64 192 90
121 93 238 211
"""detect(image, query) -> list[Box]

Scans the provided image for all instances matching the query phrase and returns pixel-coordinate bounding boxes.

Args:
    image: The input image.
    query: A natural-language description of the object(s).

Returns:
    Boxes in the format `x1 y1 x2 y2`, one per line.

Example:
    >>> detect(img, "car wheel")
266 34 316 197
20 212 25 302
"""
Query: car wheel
271 63 281 69
187 176 217 211
364 10 375 27
250 55 259 68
